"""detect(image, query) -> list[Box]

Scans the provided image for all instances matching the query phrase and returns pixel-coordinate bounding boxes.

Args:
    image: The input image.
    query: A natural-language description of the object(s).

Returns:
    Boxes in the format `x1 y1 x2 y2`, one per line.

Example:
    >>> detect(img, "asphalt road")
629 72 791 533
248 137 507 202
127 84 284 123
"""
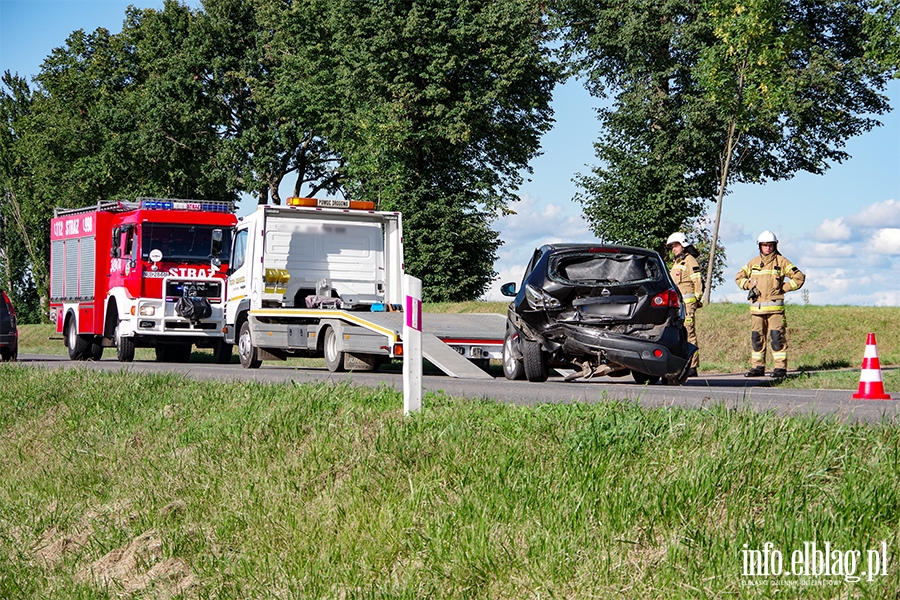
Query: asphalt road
12 354 900 425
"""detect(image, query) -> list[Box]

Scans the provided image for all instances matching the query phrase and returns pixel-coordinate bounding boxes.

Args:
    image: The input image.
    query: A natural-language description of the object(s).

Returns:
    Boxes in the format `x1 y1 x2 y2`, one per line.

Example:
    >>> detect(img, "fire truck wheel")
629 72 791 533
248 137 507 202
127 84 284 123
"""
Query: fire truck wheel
115 322 135 362
169 344 193 363
323 326 346 373
155 345 168 362
66 319 90 361
89 337 104 361
213 340 233 364
238 320 262 369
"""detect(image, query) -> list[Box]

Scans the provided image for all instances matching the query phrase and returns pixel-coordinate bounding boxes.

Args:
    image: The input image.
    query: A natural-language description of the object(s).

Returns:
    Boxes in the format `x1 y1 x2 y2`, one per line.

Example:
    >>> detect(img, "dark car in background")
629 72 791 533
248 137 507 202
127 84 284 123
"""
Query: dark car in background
0 290 18 362
501 244 695 385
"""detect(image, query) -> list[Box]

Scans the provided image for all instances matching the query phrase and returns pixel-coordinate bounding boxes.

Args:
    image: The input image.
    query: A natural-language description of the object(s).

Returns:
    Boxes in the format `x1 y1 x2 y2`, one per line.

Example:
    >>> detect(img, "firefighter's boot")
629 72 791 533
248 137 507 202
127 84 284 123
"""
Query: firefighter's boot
745 366 765 377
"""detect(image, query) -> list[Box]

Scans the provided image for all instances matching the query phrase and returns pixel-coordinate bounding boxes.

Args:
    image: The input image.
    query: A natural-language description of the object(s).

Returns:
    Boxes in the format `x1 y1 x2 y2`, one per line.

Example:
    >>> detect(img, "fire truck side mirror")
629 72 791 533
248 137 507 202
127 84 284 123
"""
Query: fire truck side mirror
210 229 223 258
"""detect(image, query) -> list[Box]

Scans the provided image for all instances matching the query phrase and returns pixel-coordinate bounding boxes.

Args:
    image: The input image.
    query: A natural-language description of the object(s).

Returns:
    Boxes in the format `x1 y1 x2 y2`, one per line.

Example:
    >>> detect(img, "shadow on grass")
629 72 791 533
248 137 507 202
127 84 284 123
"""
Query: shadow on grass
795 359 853 371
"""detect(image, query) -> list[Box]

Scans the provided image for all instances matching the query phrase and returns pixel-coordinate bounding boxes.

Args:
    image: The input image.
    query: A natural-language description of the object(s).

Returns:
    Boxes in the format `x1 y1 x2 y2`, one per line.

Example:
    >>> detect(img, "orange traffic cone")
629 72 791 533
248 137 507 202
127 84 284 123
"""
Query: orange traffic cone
851 333 891 400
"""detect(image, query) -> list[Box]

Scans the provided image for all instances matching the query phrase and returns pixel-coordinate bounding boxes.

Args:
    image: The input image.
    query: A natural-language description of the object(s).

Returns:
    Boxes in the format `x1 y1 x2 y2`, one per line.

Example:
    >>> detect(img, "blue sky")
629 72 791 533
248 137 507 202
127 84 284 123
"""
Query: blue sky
2 0 898 305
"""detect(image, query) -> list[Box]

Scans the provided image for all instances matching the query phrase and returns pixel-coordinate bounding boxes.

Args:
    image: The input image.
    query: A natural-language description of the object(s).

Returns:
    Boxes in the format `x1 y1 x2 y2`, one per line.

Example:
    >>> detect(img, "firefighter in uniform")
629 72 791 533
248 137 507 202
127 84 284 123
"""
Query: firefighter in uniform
667 232 703 377
735 231 805 379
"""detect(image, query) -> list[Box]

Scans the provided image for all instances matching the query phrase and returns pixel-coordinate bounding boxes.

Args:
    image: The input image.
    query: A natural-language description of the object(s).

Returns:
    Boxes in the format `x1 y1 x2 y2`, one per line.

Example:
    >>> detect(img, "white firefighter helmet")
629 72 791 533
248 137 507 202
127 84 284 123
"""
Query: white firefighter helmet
757 230 779 244
666 232 688 247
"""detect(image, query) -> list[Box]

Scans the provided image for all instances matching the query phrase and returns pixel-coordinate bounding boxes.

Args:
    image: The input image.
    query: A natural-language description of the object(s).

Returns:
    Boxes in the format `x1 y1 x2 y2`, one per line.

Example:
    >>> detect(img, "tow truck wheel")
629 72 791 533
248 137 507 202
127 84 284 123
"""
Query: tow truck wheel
213 340 233 364
238 320 261 369
114 321 135 362
66 318 90 361
323 327 346 373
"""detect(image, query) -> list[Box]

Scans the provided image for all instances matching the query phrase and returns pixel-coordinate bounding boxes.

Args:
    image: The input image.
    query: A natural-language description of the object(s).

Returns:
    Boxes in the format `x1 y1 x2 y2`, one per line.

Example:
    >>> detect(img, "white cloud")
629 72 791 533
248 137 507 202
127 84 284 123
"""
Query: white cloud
845 199 900 228
868 228 900 255
707 214 748 245
484 195 600 300
813 218 852 242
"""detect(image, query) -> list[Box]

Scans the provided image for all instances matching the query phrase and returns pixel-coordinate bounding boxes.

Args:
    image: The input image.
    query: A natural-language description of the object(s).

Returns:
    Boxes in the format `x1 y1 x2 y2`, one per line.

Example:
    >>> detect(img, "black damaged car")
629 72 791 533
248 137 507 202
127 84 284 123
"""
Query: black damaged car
501 244 696 385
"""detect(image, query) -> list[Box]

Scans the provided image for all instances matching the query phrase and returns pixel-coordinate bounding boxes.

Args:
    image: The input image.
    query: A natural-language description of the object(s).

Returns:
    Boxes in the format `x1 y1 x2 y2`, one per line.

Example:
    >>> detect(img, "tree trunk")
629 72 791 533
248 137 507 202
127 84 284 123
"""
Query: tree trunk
704 118 738 305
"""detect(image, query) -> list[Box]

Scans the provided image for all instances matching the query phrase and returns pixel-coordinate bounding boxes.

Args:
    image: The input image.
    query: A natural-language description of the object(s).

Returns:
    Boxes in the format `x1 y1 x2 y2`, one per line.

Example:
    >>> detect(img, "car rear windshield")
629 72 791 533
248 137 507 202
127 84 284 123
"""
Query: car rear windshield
549 252 662 285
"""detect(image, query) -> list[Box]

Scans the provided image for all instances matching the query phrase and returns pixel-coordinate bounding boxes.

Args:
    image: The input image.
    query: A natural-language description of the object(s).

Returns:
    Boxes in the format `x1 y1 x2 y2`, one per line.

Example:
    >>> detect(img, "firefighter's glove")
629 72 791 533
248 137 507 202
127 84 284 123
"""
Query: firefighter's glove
695 299 703 309
747 286 761 302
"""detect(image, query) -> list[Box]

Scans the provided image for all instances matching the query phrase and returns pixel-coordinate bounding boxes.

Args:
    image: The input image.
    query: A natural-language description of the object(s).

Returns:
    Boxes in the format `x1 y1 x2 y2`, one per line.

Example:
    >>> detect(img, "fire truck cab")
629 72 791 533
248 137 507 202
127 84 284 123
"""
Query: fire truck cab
50 199 237 363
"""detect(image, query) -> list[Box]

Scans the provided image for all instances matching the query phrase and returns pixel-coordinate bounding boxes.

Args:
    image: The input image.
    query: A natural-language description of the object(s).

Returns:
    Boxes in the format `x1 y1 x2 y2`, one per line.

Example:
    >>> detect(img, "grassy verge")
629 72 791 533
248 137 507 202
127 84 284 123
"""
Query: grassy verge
1 366 898 598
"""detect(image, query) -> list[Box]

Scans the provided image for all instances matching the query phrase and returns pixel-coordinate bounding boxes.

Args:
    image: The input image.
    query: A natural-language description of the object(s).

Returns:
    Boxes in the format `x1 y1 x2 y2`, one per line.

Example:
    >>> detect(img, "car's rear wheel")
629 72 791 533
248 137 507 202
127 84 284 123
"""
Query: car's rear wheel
502 330 525 380
632 371 660 385
522 339 548 382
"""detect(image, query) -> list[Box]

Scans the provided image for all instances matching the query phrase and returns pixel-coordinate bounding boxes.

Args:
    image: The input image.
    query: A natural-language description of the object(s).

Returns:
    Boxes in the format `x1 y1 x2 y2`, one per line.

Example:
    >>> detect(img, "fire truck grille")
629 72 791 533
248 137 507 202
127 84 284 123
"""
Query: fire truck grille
165 321 218 330
165 280 222 300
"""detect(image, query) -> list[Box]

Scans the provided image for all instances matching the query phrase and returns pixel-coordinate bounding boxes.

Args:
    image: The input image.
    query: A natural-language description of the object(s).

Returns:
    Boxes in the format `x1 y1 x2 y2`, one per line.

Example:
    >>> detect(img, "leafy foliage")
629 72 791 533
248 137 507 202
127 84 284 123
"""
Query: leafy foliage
553 0 898 296
554 0 720 252
1 0 558 310
0 74 44 322
316 0 559 300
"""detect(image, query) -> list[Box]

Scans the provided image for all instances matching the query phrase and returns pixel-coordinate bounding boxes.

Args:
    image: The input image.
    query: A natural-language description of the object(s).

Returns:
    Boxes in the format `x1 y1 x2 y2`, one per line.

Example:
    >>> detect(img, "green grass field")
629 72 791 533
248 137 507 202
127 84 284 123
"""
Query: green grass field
1 366 898 598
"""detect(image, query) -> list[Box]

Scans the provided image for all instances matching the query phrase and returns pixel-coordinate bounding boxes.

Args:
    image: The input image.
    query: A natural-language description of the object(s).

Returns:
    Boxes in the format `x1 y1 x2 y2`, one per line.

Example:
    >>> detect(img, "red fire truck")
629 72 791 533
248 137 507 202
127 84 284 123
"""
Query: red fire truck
49 198 237 363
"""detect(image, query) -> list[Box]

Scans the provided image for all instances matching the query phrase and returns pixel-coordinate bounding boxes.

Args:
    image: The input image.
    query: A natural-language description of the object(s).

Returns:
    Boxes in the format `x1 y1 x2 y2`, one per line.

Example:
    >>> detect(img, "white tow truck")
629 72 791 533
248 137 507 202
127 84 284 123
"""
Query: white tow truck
221 198 505 378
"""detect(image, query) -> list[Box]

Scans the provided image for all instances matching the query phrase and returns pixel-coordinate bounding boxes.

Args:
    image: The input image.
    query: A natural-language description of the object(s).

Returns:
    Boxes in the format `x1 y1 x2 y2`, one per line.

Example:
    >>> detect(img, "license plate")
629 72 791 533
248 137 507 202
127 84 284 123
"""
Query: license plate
580 303 632 317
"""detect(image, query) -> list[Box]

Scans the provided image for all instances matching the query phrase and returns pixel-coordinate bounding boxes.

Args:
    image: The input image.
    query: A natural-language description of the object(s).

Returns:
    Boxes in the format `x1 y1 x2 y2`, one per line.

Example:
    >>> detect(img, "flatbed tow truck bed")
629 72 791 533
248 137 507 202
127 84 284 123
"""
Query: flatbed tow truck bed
246 309 507 379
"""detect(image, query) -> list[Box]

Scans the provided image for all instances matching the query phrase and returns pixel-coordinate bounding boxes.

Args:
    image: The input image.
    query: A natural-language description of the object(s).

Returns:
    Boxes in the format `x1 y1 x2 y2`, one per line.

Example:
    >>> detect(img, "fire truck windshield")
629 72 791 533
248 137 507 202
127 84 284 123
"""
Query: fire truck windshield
141 224 233 263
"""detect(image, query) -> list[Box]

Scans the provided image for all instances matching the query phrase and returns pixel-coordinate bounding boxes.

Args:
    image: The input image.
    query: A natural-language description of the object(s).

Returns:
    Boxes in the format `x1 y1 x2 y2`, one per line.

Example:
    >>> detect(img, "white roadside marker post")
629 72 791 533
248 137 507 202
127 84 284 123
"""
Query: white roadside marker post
403 274 423 414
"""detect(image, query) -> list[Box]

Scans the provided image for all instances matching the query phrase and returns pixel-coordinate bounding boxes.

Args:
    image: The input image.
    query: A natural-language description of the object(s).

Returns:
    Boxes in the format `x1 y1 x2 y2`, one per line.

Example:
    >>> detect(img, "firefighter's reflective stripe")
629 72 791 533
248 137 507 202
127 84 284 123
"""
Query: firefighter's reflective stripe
772 351 787 361
751 301 786 314
683 293 697 303
751 351 765 362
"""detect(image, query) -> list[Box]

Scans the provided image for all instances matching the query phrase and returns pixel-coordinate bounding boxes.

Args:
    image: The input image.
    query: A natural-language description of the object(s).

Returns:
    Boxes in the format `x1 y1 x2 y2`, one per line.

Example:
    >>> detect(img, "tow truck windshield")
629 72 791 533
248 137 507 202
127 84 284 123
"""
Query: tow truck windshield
141 224 233 263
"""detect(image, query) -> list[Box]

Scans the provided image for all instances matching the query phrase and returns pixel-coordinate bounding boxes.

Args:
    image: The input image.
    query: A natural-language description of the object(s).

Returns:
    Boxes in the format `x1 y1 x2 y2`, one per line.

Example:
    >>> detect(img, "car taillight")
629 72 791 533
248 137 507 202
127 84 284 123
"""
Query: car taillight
525 284 562 310
1 291 13 316
651 289 680 308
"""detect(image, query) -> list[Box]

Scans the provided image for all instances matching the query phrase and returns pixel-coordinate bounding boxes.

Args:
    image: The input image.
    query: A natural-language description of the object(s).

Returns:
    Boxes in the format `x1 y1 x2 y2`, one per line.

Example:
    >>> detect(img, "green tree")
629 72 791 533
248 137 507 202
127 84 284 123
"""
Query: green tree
0 2 235 320
696 0 896 302
554 0 719 254
199 0 342 205
0 73 45 323
318 0 559 300
554 0 897 299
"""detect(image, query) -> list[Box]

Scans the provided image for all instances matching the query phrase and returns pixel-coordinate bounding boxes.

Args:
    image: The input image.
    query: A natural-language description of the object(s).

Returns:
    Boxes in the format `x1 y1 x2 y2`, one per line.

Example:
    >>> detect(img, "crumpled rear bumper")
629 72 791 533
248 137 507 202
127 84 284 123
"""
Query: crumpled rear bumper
556 323 696 378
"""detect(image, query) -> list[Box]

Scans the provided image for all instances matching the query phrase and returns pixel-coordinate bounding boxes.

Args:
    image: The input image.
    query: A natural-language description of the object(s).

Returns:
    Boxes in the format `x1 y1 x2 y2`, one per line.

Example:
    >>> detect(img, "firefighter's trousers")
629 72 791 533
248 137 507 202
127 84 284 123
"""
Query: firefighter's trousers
750 312 787 370
684 302 699 369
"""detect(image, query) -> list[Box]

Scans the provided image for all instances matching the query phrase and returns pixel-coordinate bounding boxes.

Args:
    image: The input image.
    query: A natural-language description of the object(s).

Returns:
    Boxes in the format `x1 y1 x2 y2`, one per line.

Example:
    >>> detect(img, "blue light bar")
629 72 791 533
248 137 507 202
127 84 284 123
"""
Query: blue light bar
138 198 234 212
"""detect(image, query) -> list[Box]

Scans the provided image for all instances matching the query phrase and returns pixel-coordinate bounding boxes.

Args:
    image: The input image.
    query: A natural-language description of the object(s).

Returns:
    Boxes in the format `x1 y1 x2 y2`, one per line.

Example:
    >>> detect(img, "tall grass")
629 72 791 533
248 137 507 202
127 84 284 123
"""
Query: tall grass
1 365 898 598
